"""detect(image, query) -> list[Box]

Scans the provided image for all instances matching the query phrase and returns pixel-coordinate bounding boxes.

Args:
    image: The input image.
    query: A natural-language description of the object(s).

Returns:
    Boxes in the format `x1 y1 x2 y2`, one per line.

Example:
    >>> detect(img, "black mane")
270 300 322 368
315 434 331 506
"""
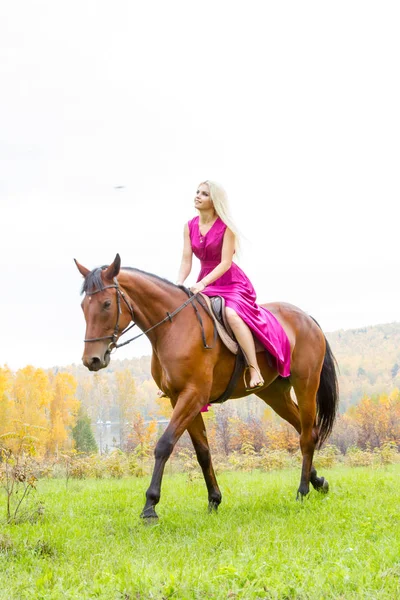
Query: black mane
81 266 188 295
124 267 181 289
81 266 109 295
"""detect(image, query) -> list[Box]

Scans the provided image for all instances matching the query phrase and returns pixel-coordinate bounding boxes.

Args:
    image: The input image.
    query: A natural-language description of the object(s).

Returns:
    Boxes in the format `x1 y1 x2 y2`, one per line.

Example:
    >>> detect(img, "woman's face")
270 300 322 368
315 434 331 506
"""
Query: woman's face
194 183 213 211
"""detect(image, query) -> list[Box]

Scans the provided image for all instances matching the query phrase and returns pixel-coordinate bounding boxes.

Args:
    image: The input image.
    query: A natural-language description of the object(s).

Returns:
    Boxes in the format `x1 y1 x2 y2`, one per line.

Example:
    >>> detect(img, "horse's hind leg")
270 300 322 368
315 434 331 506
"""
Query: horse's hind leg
292 374 321 499
256 378 301 442
187 413 222 512
256 378 327 494
256 378 300 432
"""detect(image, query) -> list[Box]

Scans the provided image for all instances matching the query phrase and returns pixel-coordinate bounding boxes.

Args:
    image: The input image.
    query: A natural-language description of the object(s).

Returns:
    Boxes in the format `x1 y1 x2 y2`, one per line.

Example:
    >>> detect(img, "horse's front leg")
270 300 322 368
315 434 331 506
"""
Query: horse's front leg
140 388 206 520
187 412 222 512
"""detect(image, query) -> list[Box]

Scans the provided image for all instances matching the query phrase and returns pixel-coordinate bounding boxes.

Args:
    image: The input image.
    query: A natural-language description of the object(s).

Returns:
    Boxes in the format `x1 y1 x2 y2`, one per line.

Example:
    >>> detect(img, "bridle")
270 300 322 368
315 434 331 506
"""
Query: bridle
83 278 217 352
83 278 136 351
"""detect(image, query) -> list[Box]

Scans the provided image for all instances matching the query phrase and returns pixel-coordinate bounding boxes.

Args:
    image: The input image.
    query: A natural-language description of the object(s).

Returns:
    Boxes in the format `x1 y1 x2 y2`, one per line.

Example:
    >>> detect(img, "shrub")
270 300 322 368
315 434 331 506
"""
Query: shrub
375 441 400 465
0 448 39 523
87 454 106 479
314 444 341 469
259 448 294 471
106 450 127 478
69 459 91 479
344 446 379 468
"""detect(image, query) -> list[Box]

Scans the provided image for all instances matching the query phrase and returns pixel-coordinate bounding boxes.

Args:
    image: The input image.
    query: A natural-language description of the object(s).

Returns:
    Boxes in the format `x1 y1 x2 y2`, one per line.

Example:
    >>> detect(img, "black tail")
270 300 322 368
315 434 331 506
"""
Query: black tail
310 318 339 448
317 336 339 448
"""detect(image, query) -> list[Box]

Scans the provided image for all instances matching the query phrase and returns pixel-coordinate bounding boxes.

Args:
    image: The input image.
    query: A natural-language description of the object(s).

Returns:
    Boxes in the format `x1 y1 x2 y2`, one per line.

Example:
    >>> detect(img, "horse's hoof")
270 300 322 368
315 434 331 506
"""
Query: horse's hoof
208 501 219 513
140 506 159 521
296 487 309 501
319 478 329 494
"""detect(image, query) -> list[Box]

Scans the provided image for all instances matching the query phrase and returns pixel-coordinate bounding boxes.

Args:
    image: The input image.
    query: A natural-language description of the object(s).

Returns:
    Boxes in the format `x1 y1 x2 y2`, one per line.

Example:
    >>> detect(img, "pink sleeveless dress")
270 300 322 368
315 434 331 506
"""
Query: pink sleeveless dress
188 216 291 377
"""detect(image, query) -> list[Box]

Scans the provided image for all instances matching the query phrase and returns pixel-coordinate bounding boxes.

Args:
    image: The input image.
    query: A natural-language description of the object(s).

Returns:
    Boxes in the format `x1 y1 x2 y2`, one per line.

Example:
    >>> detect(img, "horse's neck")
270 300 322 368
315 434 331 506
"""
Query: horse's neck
118 270 187 337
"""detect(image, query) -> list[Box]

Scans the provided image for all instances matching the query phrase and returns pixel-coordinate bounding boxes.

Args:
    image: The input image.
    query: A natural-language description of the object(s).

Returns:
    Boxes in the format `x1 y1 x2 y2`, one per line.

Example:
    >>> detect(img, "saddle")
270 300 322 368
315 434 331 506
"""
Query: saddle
198 293 265 355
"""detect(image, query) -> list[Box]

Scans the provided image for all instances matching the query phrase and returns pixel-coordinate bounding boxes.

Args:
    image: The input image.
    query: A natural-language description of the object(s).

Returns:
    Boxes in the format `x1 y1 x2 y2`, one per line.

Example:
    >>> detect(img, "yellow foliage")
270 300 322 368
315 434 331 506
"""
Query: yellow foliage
0 367 80 458
10 367 51 456
156 395 173 418
0 366 13 438
115 369 137 419
47 373 80 455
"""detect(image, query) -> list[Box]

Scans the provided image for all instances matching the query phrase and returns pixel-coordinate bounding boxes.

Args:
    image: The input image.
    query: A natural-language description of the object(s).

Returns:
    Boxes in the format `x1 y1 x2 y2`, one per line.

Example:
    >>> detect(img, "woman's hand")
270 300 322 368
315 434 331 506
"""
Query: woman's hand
190 281 206 294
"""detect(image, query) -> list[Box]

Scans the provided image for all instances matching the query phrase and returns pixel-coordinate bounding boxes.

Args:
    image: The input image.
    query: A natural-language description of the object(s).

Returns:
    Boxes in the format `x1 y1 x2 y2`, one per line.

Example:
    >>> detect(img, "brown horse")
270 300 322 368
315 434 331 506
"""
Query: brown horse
75 254 338 519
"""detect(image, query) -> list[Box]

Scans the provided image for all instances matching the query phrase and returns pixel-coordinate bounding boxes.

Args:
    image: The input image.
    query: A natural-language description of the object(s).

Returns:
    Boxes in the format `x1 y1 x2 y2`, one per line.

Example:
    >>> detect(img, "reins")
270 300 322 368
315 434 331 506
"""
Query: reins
83 278 217 352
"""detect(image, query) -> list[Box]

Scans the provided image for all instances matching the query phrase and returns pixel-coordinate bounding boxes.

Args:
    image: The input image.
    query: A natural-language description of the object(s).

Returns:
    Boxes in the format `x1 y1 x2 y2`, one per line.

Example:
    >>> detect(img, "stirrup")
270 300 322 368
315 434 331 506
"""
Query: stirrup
243 364 265 392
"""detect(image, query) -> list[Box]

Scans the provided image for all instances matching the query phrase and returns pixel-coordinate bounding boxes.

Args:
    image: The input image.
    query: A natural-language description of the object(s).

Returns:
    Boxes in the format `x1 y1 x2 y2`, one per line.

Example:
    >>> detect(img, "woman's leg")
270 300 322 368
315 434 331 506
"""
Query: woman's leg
225 307 264 388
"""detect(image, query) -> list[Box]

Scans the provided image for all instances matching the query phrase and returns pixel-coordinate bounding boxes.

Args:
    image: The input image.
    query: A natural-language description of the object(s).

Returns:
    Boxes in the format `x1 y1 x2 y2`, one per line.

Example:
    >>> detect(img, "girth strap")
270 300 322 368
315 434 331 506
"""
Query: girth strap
211 350 246 404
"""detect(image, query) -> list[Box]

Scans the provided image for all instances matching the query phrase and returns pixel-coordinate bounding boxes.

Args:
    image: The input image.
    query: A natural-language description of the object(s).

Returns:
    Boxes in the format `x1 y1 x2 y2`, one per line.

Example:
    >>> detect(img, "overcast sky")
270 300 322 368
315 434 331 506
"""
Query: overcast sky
1 1 399 371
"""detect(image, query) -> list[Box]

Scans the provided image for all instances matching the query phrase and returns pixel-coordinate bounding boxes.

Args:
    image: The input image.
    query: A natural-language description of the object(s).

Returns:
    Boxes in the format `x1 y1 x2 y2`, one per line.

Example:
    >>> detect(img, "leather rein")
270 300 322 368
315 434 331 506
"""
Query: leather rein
83 278 217 352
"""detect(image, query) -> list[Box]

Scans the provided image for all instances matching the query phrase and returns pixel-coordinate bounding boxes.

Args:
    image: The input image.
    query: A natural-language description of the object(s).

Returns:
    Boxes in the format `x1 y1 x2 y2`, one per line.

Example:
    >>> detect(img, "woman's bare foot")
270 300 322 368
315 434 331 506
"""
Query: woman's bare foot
244 364 265 390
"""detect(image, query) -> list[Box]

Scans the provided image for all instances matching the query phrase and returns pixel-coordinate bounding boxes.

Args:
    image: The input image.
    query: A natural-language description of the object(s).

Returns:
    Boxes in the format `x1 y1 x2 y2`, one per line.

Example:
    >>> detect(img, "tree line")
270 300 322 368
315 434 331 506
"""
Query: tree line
1 364 400 460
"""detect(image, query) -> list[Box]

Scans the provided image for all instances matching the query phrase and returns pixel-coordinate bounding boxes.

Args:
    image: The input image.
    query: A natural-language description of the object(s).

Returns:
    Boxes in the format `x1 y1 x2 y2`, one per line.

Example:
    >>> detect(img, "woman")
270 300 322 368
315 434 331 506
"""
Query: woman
177 180 291 389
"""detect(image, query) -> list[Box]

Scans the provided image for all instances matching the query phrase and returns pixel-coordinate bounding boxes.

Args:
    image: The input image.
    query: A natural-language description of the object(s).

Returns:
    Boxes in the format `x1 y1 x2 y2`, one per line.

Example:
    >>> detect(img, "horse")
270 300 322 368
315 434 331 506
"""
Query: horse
75 254 339 519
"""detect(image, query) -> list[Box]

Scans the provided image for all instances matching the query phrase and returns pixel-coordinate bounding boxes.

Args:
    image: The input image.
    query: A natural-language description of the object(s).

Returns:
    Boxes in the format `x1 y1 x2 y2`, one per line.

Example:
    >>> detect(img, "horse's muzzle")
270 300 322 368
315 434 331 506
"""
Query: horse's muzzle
82 351 111 371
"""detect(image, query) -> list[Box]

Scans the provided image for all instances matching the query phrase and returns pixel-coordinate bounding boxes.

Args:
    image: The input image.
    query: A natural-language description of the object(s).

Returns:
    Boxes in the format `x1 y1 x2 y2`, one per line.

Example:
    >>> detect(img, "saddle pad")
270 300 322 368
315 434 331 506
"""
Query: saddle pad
198 293 239 355
198 293 265 355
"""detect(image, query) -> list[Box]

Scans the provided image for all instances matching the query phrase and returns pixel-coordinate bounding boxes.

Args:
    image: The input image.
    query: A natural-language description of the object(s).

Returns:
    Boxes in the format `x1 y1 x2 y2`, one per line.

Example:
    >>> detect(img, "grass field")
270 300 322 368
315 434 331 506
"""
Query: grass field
0 466 399 599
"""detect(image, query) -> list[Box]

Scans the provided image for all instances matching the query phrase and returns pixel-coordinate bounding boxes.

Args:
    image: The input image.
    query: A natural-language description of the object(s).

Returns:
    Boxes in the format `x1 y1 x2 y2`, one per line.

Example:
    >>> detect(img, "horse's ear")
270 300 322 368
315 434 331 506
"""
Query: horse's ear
103 254 121 281
74 259 90 278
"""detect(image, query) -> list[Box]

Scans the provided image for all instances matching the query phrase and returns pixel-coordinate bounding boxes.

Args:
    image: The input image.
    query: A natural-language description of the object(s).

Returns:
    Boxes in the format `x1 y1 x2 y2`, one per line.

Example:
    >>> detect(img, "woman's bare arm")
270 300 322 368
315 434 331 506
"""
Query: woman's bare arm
176 223 193 285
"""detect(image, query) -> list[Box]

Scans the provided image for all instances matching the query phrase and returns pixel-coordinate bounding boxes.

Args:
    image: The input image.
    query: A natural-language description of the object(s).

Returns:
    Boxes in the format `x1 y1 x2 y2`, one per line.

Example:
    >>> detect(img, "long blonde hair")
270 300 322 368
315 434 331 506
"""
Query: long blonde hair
201 180 241 254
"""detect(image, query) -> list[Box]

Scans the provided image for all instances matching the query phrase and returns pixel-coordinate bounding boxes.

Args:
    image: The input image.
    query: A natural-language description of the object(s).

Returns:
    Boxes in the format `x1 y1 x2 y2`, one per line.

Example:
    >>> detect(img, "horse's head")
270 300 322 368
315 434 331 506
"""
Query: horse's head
75 254 132 371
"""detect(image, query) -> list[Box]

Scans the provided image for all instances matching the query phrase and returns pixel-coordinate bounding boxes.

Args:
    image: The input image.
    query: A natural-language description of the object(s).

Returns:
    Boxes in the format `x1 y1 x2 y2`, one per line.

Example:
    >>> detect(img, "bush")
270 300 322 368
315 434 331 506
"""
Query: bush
375 442 400 465
259 448 295 471
69 459 91 479
344 446 379 468
87 455 106 479
105 450 127 478
314 444 341 469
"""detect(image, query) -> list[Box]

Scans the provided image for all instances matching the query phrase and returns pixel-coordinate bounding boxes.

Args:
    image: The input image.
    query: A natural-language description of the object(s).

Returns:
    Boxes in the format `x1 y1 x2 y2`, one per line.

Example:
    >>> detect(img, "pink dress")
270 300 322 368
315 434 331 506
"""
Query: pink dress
188 216 291 377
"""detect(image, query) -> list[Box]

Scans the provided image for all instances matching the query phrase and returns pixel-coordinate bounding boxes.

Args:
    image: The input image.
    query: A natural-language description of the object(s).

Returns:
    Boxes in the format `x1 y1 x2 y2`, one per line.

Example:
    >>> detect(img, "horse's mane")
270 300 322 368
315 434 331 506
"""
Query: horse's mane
81 266 187 295
81 267 108 294
123 267 185 292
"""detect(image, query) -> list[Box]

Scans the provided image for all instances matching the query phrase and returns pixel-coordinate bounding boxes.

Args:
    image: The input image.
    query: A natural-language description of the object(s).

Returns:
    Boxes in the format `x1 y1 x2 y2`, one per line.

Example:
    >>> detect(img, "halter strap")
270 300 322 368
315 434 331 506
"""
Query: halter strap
83 280 217 351
84 279 135 345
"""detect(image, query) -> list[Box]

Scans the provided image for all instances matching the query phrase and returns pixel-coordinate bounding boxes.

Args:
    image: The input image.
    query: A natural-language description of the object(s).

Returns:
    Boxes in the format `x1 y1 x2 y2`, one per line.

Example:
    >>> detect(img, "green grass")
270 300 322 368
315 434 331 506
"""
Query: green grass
1 466 400 599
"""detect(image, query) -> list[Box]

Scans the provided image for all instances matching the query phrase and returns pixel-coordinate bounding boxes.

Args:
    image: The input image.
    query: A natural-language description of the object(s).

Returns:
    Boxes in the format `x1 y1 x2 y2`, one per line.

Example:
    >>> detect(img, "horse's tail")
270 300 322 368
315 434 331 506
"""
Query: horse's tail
310 318 339 448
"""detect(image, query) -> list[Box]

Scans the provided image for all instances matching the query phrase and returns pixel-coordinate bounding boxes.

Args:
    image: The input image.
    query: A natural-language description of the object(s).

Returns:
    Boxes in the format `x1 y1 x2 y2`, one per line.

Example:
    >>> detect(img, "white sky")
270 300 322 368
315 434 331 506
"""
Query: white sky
1 1 399 370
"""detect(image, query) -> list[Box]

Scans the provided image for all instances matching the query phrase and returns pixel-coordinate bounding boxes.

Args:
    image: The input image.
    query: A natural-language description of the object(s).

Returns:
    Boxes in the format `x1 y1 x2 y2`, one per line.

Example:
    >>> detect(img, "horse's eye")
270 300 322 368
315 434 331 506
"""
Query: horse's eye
103 300 111 309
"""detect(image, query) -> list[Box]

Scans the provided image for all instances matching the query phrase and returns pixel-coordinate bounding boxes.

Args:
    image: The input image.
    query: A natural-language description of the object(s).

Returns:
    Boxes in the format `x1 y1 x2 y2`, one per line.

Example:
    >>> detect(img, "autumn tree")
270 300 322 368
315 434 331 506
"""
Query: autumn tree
353 390 400 449
156 393 173 419
10 366 51 457
0 366 13 439
214 404 235 455
329 413 358 453
47 373 80 456
92 372 113 422
126 412 157 456
115 369 137 449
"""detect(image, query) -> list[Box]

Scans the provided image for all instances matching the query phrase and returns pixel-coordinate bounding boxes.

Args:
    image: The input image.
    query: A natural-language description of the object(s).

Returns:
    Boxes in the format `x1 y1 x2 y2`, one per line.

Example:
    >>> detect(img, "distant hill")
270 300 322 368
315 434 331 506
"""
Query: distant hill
326 322 400 410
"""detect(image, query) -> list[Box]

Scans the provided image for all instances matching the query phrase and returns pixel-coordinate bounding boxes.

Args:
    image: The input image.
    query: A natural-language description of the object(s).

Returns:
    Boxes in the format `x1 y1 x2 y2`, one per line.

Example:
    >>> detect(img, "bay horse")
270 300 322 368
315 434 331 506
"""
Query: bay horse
75 254 338 519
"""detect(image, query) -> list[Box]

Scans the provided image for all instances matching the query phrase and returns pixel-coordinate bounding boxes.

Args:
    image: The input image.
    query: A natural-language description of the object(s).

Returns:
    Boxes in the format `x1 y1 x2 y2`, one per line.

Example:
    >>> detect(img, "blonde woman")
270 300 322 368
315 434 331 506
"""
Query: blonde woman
177 181 291 389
